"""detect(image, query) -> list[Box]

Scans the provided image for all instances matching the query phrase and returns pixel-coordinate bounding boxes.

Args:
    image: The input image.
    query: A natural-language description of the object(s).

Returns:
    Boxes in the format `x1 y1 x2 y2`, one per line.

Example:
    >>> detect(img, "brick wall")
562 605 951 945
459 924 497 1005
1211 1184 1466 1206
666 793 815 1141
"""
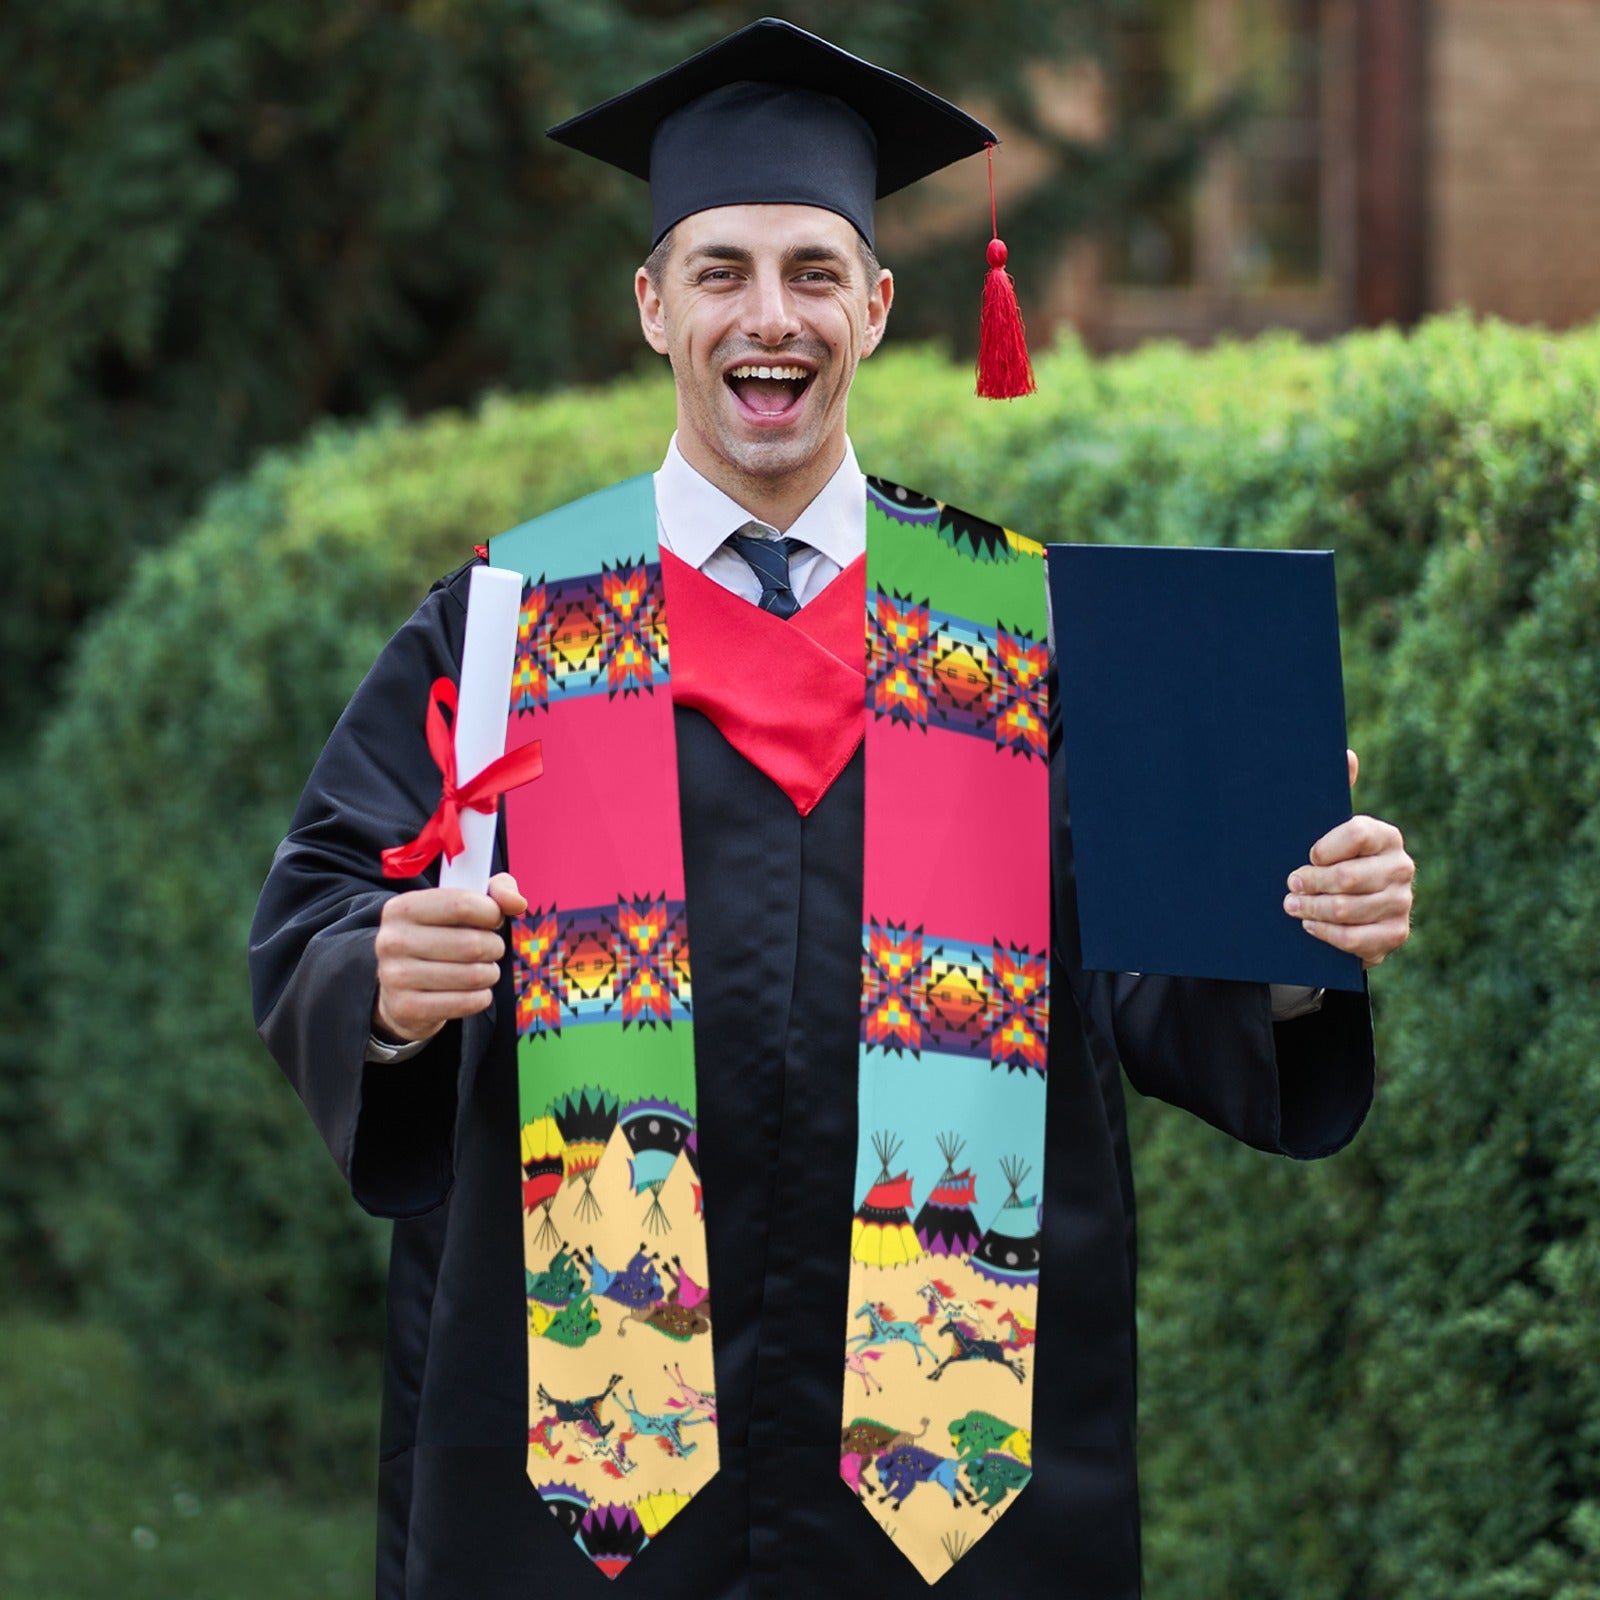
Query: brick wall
1431 0 1600 327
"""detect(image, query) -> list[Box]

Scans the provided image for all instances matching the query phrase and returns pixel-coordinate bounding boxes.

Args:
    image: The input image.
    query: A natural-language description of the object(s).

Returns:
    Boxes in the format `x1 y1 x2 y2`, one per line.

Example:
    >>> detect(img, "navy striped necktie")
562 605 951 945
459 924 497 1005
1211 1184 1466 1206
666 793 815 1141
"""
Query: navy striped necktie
726 526 808 619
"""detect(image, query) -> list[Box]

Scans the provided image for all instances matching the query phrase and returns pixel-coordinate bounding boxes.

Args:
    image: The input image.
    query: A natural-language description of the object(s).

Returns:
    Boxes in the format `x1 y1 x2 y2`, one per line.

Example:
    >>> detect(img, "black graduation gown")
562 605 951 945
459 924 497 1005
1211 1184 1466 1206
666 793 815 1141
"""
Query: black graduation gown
250 560 1374 1600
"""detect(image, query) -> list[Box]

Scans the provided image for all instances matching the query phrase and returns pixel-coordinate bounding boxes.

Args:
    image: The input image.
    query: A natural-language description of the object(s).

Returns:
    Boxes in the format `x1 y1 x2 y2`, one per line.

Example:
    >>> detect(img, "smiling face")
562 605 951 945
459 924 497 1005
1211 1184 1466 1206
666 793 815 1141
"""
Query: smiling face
636 204 892 526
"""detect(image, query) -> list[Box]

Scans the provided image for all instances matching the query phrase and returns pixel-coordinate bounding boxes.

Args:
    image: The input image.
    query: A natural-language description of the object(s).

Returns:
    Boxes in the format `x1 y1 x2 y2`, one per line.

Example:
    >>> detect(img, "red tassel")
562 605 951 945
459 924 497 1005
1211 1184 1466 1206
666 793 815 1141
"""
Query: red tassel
977 239 1036 399
976 145 1036 399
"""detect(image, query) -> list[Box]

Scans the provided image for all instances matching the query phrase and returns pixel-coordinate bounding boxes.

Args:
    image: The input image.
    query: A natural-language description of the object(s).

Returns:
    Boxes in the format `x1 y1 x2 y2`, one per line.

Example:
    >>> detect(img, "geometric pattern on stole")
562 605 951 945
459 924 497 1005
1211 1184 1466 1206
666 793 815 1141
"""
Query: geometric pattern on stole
844 480 1050 1585
490 476 717 1581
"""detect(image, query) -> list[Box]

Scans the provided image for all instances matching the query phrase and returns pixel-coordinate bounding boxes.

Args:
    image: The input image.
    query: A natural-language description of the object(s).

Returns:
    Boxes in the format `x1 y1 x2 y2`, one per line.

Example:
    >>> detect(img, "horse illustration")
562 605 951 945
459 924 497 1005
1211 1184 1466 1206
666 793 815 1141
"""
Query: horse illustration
849 1301 936 1367
928 1319 1026 1384
662 1362 717 1426
915 1279 997 1339
535 1372 623 1435
618 1387 711 1459
845 1347 885 1395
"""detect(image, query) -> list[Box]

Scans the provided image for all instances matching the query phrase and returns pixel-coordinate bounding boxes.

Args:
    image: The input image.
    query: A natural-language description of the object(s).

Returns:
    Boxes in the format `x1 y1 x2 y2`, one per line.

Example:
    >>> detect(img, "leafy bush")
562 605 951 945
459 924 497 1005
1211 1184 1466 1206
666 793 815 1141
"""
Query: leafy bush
35 316 1600 1600
1127 321 1600 1600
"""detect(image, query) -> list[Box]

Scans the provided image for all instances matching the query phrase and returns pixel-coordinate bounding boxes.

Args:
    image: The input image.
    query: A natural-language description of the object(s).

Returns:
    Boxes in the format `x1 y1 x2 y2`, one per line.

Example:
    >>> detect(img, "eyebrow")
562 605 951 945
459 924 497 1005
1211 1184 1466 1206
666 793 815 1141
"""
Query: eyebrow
684 242 854 272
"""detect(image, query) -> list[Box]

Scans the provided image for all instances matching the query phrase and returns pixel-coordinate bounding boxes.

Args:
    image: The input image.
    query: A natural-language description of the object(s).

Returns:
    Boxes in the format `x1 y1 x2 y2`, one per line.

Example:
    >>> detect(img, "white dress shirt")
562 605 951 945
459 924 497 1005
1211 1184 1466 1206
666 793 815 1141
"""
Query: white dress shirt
654 433 864 604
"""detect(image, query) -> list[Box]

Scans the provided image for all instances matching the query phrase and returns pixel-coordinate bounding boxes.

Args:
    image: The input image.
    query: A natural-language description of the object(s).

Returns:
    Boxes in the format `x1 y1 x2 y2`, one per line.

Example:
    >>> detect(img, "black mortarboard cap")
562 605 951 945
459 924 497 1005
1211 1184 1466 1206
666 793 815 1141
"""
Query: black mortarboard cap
546 17 998 249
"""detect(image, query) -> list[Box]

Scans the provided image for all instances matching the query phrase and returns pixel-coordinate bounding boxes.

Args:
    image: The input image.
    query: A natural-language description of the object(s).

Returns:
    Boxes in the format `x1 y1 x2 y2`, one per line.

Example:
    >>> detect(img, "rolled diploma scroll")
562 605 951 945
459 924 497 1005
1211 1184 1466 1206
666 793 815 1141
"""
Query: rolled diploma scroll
438 565 525 893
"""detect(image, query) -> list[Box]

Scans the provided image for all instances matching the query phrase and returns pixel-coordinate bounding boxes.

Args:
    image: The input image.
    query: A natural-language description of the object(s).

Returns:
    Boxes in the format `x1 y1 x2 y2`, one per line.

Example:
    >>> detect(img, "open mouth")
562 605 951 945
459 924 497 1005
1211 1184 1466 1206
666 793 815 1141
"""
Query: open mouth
725 363 813 418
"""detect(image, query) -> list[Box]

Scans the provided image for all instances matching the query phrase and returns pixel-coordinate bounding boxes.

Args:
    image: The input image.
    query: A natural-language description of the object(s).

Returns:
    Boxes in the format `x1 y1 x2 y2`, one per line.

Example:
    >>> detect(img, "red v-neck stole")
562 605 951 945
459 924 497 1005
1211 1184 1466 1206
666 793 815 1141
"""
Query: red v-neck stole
662 549 866 816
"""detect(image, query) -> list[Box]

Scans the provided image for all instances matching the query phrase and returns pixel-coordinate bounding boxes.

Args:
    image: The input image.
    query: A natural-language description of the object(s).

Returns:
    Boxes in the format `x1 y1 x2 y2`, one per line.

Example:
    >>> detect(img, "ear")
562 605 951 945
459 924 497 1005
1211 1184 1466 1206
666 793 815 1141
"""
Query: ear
636 266 670 356
861 268 894 358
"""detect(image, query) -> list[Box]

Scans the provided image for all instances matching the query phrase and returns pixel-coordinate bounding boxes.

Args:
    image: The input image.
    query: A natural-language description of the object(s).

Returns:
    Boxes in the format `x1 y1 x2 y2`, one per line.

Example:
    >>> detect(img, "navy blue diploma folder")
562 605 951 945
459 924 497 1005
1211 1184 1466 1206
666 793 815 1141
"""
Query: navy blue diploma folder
1047 544 1364 993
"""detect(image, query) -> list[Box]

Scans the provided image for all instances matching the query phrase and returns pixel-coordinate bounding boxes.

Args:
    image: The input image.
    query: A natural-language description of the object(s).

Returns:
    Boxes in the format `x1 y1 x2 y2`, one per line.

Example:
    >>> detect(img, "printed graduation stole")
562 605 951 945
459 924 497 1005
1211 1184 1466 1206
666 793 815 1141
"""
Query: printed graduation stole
488 474 1049 1585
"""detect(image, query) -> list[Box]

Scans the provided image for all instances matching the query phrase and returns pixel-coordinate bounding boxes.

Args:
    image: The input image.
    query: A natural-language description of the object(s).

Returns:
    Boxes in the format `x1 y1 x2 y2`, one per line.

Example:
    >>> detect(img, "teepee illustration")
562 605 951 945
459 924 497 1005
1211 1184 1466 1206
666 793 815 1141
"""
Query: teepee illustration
972 1155 1041 1288
552 1085 619 1224
851 1132 924 1268
913 1133 983 1259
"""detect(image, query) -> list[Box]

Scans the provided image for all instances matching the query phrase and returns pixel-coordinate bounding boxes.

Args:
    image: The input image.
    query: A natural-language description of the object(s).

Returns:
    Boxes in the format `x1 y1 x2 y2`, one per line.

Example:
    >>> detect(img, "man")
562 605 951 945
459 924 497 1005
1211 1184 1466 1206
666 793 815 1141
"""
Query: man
250 19 1413 1599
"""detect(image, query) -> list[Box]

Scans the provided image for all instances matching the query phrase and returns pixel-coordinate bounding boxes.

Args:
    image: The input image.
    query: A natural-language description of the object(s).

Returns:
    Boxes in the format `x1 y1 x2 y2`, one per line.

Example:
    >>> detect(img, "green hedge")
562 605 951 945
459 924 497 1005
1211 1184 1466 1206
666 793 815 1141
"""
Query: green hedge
35 318 1600 1597
1126 324 1600 1600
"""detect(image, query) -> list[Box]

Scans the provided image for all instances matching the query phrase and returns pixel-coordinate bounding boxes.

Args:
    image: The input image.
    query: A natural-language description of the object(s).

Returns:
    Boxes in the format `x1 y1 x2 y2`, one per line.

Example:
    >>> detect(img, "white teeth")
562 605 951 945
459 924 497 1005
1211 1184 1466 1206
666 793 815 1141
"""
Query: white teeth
728 365 808 381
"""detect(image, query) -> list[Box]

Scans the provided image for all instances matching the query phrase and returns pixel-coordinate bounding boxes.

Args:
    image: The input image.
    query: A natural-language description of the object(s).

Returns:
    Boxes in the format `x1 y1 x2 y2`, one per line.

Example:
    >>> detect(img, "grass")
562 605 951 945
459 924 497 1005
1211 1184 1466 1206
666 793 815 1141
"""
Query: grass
0 1314 372 1599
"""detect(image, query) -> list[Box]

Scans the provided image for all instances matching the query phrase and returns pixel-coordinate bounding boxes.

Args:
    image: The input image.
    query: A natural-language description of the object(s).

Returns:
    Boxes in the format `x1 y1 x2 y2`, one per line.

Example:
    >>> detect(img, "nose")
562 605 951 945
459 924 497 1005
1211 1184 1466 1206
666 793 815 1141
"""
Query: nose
744 267 801 347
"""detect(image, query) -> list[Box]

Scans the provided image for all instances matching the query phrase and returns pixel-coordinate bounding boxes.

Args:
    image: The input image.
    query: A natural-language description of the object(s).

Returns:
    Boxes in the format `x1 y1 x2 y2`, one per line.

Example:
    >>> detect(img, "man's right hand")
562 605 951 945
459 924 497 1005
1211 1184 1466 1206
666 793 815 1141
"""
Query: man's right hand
372 872 528 1045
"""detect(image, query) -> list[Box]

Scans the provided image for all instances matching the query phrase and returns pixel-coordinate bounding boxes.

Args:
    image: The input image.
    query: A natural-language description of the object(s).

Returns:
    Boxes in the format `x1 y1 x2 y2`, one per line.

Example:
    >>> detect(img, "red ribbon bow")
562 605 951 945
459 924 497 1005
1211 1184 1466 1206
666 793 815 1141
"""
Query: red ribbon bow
381 677 544 879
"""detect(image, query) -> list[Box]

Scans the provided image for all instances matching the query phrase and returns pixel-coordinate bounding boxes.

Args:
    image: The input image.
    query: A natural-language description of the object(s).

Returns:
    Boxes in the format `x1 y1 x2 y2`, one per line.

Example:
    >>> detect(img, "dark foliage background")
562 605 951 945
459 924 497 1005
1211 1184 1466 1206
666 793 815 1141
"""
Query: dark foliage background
0 0 1201 747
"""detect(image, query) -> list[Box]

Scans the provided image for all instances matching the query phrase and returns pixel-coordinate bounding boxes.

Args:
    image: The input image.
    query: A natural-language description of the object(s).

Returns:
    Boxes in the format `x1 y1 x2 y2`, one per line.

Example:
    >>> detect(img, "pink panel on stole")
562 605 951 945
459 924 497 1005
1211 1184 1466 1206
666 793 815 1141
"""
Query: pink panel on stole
863 720 1049 946
502 692 684 906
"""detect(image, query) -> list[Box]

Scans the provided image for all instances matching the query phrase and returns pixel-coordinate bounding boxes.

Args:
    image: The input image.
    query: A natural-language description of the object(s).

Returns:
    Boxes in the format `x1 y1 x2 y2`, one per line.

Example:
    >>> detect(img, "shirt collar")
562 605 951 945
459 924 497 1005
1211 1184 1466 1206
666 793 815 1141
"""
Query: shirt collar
654 435 866 570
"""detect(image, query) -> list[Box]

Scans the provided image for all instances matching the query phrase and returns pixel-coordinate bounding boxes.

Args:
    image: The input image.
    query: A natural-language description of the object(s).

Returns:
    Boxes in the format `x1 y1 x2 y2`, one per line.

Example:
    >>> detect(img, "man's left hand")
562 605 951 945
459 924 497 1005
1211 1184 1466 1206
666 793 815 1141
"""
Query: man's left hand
1284 750 1415 968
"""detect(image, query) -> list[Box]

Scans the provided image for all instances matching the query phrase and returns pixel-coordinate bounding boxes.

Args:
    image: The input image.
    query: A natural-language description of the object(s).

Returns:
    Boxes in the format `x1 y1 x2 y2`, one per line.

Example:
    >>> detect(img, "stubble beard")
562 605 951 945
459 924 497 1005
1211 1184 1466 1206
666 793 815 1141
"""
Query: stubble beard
688 336 845 487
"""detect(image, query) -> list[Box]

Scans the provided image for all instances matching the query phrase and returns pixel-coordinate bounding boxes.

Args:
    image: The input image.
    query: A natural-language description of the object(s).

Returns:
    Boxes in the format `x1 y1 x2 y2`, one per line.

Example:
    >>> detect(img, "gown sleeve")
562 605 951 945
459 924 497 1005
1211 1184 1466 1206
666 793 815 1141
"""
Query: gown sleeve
249 561 499 1216
1048 675 1375 1161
